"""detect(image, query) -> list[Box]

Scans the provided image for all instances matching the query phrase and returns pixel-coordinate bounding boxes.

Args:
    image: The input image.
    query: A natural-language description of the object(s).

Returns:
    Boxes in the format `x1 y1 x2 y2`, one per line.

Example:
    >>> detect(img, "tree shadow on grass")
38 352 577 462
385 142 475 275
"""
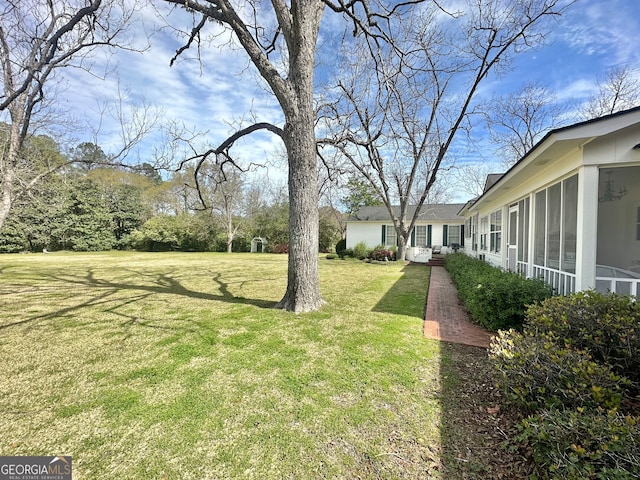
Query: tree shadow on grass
0 267 278 331
371 264 430 318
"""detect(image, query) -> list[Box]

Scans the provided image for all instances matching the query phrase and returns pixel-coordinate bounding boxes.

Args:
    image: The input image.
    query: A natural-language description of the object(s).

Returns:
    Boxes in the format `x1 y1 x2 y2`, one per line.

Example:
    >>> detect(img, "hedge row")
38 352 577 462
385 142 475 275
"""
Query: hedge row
444 253 553 331
490 292 640 479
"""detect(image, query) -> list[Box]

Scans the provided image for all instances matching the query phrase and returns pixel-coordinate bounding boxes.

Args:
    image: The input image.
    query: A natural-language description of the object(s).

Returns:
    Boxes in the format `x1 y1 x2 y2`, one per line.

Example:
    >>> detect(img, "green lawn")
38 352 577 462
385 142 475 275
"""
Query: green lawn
0 252 499 479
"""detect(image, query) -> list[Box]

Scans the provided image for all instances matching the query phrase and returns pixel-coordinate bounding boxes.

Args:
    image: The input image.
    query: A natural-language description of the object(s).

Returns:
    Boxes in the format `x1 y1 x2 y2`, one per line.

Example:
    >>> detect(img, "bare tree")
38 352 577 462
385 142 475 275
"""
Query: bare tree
454 162 501 198
484 81 568 168
581 65 640 120
318 0 571 261
0 0 147 230
160 0 434 311
202 163 247 253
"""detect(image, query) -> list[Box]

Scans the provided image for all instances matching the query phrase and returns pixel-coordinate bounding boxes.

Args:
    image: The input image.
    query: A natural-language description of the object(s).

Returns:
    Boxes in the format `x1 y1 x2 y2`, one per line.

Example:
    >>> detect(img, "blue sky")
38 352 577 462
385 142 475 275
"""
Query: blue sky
57 0 640 192
496 0 640 103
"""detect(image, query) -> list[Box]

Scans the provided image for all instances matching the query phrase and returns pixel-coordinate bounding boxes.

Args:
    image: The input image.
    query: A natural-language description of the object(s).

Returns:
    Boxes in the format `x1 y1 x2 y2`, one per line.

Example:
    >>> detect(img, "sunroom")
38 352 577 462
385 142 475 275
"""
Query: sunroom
459 107 640 296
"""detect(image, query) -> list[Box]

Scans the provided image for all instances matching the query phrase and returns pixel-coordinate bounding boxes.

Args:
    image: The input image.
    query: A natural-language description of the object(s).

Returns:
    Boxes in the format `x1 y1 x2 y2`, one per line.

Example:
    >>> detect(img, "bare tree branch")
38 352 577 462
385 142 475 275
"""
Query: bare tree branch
169 121 283 209
581 65 640 120
0 0 146 231
318 0 572 260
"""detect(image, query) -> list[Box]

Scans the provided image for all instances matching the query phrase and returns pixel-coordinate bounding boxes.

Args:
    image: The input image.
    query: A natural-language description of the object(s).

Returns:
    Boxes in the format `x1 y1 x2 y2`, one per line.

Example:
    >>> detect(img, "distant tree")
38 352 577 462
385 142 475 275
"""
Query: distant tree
106 183 148 245
242 182 267 229
454 162 501 198
202 164 247 253
54 178 115 251
581 65 640 120
0 175 66 252
86 168 154 245
136 162 163 185
484 82 568 168
251 189 290 250
0 135 69 251
174 212 217 251
0 0 146 231
341 177 383 216
318 206 342 252
130 215 182 252
163 169 203 215
71 142 109 171
130 213 216 252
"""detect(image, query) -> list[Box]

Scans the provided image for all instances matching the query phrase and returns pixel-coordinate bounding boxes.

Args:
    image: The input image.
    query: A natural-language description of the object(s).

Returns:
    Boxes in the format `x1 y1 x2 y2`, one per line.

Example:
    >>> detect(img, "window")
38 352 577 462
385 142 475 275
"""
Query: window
415 225 427 246
449 225 461 246
546 183 561 269
480 216 488 251
384 225 396 247
490 210 502 253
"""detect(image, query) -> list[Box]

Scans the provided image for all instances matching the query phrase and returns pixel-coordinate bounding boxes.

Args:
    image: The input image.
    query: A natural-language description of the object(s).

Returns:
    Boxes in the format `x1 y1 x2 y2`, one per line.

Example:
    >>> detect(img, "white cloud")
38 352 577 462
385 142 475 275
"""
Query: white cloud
57 4 285 169
32 0 640 183
558 0 640 66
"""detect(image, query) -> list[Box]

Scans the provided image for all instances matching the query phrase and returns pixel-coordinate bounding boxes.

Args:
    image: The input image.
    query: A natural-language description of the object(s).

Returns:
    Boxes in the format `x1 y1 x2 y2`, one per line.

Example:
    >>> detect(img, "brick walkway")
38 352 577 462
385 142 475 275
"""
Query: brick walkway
423 266 493 348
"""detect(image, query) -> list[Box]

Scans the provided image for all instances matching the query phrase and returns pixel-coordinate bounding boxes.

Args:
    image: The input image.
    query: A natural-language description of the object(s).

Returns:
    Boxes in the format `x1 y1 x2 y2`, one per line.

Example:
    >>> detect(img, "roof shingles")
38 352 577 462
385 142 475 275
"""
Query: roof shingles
349 204 466 222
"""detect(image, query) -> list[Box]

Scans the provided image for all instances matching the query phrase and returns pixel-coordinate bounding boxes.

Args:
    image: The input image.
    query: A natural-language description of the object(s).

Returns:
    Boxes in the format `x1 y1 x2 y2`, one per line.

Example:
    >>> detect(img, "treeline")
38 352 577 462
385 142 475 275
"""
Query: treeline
0 141 343 254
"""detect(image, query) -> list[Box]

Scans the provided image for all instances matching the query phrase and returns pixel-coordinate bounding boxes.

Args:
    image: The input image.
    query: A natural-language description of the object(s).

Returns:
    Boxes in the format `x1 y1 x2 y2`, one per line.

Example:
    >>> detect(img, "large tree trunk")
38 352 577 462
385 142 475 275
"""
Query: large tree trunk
274 4 325 312
163 0 326 311
276 110 324 312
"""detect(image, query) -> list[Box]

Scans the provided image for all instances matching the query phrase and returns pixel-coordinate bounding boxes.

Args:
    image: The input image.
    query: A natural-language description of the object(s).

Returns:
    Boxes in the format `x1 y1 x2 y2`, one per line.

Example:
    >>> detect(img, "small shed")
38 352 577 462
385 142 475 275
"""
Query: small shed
251 237 267 253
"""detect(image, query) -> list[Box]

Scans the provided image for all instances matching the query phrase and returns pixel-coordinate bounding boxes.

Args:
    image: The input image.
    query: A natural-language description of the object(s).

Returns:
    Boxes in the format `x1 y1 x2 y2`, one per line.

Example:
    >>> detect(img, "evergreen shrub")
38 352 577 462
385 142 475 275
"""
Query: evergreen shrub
353 241 369 260
341 248 354 259
489 291 640 479
444 253 553 330
516 408 640 479
490 329 628 411
270 244 289 254
526 291 640 387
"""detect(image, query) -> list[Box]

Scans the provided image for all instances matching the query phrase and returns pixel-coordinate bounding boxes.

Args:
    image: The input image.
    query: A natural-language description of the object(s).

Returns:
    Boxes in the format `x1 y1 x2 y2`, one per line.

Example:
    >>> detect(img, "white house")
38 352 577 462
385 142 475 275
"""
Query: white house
458 106 640 296
345 204 466 262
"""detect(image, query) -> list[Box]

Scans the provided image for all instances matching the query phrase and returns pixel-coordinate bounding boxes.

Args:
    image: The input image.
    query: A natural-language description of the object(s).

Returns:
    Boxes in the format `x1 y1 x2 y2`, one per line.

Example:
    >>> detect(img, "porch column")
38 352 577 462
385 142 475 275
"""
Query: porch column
575 165 599 291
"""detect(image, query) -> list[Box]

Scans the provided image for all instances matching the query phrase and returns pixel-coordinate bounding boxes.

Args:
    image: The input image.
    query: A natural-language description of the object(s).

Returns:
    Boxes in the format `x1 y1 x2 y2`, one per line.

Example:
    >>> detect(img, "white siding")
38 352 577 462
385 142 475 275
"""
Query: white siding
345 223 381 249
345 222 463 249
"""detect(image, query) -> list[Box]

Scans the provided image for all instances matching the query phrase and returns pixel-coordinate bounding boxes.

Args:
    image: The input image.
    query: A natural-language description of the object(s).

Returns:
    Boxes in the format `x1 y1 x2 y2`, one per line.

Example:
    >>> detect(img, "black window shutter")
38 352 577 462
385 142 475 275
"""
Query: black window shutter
443 224 449 246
